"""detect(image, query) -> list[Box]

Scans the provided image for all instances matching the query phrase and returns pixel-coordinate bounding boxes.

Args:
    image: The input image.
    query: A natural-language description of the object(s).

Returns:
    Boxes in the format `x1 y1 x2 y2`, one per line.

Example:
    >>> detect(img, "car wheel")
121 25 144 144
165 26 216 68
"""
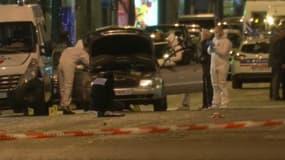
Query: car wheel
232 78 242 89
75 71 90 110
153 96 167 111
24 78 50 115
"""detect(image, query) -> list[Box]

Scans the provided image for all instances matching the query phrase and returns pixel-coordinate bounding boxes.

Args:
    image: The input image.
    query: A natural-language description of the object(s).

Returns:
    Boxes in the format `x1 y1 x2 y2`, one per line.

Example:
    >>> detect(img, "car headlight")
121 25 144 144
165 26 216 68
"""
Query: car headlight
163 53 170 59
18 58 40 85
139 79 153 88
139 78 163 89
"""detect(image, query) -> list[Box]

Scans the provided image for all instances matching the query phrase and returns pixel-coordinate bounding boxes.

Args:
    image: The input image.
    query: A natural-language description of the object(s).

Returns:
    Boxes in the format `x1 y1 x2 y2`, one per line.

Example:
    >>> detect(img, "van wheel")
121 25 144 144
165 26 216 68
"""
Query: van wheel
153 96 167 111
24 79 51 115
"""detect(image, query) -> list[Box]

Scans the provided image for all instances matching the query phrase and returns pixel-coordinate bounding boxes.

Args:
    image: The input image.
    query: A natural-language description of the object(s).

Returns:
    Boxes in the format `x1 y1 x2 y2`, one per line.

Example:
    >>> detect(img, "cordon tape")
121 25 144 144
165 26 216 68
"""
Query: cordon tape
0 118 285 141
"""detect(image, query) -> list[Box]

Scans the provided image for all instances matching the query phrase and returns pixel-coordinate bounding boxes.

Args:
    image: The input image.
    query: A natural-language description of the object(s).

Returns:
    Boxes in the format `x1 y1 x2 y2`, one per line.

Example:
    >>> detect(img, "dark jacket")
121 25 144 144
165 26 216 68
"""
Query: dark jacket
199 39 212 64
269 29 285 67
281 37 285 65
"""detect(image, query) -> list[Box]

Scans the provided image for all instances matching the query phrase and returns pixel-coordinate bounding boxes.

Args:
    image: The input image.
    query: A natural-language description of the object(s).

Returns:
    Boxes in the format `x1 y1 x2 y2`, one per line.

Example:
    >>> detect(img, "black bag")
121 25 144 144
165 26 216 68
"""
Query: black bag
90 72 115 112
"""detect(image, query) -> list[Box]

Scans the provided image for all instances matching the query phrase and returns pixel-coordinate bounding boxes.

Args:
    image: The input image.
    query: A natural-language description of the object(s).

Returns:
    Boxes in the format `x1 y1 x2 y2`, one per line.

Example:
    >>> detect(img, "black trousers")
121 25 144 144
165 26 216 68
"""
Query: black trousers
270 66 285 100
202 62 213 107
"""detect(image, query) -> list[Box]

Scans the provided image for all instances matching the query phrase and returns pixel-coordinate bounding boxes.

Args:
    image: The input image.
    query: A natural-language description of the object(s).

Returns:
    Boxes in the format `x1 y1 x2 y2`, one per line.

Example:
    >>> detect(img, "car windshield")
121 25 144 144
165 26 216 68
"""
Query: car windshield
0 22 36 53
241 42 269 53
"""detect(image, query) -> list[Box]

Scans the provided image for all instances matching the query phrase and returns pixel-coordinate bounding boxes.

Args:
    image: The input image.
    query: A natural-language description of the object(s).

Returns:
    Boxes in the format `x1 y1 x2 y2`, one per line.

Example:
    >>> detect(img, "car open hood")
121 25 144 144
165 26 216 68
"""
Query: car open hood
90 34 154 57
90 54 156 73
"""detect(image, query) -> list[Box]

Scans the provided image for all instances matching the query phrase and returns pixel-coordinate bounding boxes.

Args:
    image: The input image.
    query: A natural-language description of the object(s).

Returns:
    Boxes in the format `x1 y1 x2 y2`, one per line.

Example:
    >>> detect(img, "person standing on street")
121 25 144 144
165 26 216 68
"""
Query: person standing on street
281 35 285 100
269 24 285 100
208 26 232 109
58 40 89 114
199 29 213 109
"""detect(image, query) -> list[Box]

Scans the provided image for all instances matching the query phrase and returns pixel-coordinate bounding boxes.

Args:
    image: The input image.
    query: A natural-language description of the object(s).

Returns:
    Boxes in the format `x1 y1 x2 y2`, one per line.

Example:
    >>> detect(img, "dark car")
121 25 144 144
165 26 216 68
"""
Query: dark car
77 26 167 111
144 24 203 95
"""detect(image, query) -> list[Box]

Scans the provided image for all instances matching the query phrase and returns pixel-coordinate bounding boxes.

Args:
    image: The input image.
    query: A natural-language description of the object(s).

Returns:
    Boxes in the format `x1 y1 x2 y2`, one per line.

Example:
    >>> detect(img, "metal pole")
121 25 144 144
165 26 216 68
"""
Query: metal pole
111 0 118 25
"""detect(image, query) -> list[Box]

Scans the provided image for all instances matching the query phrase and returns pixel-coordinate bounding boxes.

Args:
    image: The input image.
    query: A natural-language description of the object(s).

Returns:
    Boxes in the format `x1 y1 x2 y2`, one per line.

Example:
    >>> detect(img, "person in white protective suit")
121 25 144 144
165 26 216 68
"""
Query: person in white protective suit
208 26 232 109
157 31 183 66
164 32 190 110
165 32 191 110
58 40 89 114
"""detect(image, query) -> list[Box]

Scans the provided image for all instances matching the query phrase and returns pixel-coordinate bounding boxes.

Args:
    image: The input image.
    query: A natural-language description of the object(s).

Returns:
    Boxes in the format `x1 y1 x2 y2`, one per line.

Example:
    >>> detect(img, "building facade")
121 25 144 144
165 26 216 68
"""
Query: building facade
0 0 245 42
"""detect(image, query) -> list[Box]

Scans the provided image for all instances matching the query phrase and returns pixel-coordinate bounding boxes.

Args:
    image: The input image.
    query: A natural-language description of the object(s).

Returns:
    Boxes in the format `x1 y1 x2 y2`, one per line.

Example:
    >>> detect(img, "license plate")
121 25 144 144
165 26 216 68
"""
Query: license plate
115 90 132 96
251 65 269 71
0 92 7 99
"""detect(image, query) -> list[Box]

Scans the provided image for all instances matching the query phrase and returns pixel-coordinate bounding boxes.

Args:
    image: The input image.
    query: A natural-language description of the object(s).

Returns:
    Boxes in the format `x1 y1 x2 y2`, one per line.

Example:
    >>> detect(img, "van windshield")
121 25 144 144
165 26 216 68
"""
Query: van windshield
0 22 36 53
241 42 269 53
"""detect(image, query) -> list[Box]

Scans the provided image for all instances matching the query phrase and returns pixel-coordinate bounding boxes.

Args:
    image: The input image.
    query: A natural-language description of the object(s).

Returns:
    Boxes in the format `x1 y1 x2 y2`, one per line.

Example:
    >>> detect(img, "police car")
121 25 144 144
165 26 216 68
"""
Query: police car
231 36 271 89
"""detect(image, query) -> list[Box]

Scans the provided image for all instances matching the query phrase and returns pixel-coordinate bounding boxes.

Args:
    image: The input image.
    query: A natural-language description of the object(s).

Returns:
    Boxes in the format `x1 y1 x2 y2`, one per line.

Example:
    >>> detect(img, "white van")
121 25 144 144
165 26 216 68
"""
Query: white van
243 0 285 33
0 4 52 114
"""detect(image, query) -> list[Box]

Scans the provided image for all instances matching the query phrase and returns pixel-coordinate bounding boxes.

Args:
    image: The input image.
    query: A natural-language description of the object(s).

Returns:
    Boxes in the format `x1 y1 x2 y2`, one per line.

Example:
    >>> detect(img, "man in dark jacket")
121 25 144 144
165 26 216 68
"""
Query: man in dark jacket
199 29 213 109
281 36 285 100
269 25 285 100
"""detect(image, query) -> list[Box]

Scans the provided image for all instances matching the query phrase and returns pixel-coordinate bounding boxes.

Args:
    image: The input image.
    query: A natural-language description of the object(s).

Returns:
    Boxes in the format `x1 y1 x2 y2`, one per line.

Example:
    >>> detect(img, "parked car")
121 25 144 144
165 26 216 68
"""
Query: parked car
231 36 271 89
77 26 167 111
144 24 203 95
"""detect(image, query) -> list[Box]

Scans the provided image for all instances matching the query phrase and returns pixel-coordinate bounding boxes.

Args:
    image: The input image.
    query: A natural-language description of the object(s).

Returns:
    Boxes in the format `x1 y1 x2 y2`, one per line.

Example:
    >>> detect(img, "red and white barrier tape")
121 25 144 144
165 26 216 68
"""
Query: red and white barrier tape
1 119 285 141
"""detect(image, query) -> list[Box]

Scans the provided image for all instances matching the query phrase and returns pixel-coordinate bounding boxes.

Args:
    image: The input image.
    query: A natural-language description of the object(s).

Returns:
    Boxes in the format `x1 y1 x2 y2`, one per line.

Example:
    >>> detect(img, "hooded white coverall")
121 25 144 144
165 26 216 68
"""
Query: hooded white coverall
167 32 189 108
208 35 232 107
158 32 183 66
58 40 89 108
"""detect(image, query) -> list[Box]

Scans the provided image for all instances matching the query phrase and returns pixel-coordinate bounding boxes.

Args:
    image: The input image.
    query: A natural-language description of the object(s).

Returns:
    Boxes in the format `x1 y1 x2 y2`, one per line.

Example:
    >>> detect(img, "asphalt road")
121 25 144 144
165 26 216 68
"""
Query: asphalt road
0 82 285 160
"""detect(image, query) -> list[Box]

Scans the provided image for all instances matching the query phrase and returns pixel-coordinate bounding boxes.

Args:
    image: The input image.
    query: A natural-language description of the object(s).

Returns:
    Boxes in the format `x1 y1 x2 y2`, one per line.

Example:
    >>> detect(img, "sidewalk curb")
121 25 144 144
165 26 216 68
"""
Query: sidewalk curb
0 118 285 141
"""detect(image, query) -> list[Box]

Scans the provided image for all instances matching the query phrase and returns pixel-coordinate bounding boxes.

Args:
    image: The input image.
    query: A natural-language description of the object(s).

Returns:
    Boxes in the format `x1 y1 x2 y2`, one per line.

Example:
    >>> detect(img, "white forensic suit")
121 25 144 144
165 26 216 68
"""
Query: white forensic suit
167 32 183 61
167 32 189 109
158 32 183 66
58 40 89 109
208 34 232 108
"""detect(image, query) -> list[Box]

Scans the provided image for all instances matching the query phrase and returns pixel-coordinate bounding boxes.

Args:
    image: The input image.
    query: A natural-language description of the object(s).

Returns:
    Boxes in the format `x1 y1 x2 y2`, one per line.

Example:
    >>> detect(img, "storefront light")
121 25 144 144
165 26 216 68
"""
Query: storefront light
266 16 274 26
